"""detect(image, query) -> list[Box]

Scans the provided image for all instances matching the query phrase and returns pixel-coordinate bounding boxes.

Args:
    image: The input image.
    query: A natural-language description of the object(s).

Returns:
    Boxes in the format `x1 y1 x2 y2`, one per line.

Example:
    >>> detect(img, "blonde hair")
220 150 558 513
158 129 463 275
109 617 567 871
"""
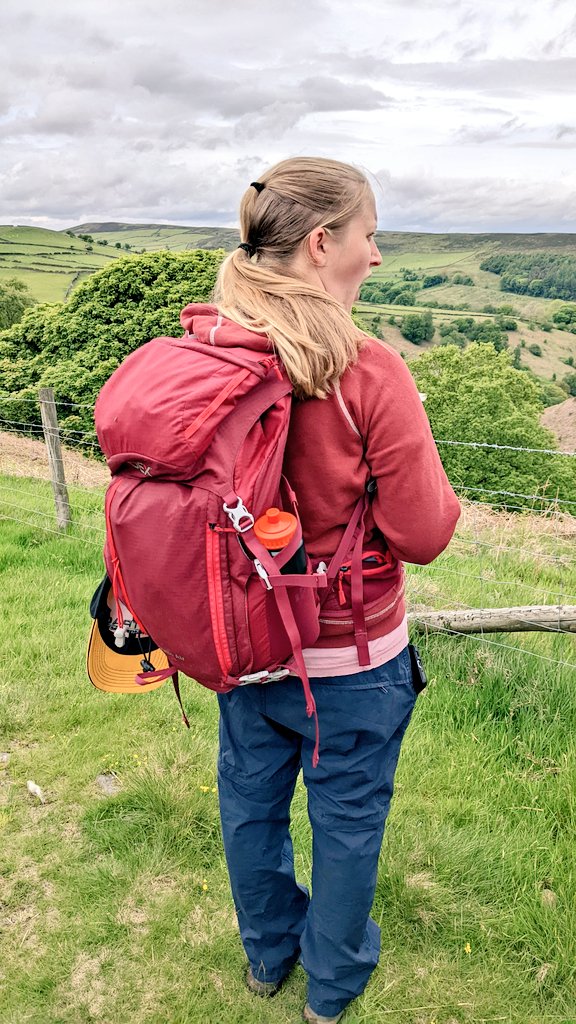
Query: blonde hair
213 157 372 398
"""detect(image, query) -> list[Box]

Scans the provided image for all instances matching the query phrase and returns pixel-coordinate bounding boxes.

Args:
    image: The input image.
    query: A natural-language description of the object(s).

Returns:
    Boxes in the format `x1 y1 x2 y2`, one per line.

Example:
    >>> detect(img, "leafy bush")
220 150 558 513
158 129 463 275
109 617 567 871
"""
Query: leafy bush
528 343 542 357
0 249 224 443
495 315 517 331
409 343 576 511
391 290 417 306
563 372 576 397
359 281 416 305
422 274 447 288
552 304 576 328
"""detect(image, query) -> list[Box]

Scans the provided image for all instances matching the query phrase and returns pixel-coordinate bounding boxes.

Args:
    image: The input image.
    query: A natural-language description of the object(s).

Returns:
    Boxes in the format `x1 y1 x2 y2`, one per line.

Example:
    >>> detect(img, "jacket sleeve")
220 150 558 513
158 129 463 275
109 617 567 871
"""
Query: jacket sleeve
344 340 461 565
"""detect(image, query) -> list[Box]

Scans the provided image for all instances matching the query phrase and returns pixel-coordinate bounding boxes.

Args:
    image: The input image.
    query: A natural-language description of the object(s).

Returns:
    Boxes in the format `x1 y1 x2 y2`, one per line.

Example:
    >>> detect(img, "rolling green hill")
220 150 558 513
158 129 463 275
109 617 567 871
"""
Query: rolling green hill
2 222 575 382
0 225 133 303
70 222 239 252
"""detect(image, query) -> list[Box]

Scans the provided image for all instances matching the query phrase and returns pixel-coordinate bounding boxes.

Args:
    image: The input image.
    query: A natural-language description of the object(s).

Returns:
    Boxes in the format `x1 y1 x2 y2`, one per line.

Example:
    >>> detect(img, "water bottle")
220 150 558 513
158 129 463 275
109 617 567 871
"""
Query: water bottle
254 507 308 574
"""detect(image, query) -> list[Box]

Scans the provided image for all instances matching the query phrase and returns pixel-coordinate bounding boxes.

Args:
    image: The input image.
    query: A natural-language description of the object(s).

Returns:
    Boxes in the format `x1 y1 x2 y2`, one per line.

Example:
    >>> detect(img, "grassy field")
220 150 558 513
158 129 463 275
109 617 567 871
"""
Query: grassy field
1 473 576 1023
70 223 239 253
0 226 127 303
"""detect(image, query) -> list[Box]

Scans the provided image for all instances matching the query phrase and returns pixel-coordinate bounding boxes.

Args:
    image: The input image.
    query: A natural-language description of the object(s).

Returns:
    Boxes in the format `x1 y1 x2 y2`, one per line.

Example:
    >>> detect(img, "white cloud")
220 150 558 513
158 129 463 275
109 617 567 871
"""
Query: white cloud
1 0 575 231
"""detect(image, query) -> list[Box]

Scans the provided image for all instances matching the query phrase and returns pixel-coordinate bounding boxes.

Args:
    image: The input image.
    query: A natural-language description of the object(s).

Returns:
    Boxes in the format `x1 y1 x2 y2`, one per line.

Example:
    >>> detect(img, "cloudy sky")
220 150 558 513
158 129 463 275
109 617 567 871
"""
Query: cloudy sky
1 0 575 233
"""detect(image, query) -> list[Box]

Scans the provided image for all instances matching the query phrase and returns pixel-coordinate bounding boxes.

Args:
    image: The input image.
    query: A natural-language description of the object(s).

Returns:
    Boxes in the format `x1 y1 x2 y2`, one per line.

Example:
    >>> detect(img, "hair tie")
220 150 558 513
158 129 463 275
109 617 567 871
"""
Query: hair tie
250 181 265 193
238 242 255 257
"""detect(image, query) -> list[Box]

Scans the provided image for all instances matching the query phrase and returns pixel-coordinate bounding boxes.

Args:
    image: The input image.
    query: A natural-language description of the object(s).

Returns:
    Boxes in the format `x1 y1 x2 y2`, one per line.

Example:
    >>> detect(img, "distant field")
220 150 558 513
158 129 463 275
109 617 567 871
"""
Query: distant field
70 222 239 252
0 225 128 303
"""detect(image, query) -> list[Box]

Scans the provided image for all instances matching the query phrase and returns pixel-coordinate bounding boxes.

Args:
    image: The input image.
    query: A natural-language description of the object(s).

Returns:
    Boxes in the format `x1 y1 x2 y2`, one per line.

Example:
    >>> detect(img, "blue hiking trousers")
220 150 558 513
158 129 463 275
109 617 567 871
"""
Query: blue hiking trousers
217 645 418 1019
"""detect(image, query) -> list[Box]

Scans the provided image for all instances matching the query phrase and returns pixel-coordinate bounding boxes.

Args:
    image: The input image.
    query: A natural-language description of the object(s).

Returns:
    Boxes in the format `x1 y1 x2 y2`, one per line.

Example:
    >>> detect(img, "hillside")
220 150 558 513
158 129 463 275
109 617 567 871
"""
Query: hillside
70 222 239 252
2 222 575 382
541 396 576 452
73 224 576 256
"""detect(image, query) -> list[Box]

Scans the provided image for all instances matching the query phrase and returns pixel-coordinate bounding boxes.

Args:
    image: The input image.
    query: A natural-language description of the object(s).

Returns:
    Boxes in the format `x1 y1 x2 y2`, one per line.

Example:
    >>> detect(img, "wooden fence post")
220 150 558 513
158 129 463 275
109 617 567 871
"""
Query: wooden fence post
408 604 576 634
38 387 71 530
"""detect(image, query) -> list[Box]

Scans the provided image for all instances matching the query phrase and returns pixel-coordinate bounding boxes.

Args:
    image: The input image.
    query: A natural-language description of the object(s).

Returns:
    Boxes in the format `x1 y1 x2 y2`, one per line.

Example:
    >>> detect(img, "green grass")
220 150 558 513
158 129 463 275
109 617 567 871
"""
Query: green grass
1 474 576 1022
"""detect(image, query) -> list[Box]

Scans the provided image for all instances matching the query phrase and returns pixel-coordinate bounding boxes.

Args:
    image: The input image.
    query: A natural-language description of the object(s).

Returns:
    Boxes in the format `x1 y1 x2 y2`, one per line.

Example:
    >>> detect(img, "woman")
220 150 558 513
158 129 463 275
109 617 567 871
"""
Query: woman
211 157 460 1023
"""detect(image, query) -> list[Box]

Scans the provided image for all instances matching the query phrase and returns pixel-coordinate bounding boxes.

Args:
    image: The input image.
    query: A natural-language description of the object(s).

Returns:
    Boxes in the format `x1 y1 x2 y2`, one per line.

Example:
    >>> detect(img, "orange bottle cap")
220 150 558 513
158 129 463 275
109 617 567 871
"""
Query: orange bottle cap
254 507 297 549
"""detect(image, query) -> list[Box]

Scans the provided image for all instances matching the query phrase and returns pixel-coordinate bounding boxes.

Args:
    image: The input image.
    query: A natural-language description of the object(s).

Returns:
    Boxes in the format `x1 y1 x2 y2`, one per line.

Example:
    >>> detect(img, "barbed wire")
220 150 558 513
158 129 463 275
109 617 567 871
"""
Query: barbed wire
457 484 576 508
0 513 102 546
0 479 104 517
2 506 573 669
2 497 574 668
435 439 576 458
1 412 575 458
458 496 572 517
0 417 97 439
0 397 95 410
410 618 576 671
418 562 576 603
449 534 576 566
0 498 105 534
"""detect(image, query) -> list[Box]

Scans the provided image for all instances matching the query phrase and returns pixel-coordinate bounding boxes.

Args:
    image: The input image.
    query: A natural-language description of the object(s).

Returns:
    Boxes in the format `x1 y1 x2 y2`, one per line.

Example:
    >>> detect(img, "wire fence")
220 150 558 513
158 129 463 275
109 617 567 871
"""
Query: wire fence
1 392 575 672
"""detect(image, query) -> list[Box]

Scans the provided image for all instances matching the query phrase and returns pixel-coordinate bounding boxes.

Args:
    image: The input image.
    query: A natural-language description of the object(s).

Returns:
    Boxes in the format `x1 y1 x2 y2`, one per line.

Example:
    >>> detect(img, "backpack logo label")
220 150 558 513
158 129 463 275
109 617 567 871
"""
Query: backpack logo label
129 461 152 476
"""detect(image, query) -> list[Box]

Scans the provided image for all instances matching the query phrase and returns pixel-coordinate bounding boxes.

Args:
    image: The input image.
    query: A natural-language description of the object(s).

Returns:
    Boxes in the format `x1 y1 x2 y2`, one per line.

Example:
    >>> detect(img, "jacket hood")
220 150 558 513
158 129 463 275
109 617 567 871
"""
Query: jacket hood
180 303 271 353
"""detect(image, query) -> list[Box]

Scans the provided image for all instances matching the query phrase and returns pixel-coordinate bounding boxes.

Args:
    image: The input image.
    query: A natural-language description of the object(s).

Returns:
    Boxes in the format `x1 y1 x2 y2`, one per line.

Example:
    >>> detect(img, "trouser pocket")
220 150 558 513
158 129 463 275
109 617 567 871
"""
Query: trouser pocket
408 643 427 694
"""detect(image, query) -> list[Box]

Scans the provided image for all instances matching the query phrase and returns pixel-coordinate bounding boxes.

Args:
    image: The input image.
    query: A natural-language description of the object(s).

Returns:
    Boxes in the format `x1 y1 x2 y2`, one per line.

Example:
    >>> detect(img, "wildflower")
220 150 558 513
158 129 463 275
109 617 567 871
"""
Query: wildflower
464 941 471 955
202 879 208 891
199 785 210 793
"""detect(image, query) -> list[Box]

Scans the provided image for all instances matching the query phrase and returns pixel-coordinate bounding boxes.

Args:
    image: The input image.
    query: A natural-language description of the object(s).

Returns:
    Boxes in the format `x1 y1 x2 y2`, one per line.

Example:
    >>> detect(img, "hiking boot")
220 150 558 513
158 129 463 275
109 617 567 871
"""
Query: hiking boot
246 965 284 998
302 1004 345 1023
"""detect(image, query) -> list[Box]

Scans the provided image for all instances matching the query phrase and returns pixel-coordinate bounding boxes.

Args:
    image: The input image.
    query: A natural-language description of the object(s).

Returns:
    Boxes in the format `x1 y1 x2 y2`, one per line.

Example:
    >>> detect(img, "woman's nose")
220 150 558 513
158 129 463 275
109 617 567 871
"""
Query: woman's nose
370 240 382 266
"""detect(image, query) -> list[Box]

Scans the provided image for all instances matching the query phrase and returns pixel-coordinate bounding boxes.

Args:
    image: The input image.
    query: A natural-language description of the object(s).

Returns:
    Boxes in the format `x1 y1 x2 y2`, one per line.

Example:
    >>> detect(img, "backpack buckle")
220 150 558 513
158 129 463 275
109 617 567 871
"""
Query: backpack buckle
238 668 290 685
253 559 272 590
223 497 255 533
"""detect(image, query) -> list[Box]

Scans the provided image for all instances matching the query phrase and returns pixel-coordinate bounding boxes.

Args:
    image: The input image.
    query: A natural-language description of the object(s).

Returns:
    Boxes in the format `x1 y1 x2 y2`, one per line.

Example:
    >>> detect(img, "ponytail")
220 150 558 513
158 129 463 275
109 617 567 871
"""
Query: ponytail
213 157 371 399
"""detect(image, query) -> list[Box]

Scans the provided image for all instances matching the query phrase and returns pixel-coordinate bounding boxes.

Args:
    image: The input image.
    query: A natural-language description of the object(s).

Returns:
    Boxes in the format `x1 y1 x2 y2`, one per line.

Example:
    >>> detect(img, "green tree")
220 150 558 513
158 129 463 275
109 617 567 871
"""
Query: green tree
409 343 576 511
562 372 576 397
0 278 35 330
399 311 434 344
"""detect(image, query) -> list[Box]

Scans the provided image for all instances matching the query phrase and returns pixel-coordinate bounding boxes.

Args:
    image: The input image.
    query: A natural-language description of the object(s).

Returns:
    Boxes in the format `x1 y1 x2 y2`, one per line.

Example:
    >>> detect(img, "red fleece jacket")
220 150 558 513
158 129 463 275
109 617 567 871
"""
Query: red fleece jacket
180 305 461 649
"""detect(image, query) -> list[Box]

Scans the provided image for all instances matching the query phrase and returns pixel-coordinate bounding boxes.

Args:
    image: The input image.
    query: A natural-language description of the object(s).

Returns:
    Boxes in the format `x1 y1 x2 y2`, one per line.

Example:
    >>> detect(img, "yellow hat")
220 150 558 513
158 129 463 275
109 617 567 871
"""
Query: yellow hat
87 576 169 694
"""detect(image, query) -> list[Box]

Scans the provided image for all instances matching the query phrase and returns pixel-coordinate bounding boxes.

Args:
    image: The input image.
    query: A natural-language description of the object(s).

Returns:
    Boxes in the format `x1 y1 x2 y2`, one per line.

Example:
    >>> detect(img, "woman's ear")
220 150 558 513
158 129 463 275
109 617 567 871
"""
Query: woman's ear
305 226 330 267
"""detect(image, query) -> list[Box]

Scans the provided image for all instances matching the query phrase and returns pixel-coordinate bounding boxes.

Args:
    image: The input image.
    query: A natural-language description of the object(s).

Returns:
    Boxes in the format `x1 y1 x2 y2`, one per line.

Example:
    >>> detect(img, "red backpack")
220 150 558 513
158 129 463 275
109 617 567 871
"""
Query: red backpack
94 307 372 765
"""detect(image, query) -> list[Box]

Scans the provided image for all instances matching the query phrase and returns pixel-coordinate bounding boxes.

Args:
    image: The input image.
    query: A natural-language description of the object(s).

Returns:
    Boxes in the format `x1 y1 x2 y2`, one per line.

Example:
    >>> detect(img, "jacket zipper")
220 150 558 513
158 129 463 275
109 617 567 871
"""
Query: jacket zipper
206 524 233 677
